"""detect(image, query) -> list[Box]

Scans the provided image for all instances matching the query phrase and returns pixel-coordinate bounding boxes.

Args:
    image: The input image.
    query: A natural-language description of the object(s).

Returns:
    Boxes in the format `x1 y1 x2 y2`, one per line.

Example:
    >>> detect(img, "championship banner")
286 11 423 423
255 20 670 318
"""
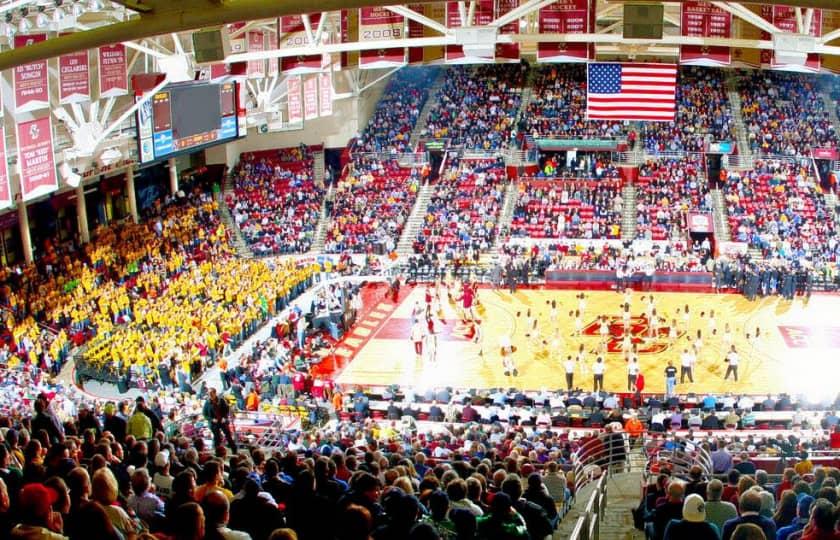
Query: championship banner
13 34 49 113
0 126 11 210
446 0 495 63
537 1 591 63
246 31 266 78
58 43 91 104
287 75 303 124
771 6 822 72
319 71 333 117
303 76 318 121
280 14 323 74
680 1 732 66
408 3 426 64
496 0 520 63
16 117 58 202
266 30 279 77
359 7 406 69
98 43 128 98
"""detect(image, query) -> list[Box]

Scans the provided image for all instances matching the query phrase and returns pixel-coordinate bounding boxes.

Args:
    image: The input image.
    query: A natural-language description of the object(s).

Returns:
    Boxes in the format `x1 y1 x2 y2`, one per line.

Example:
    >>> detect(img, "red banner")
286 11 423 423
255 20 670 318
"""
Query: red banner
58 45 90 104
246 31 266 78
496 0 520 62
280 14 323 73
446 1 495 63
98 43 128 98
13 34 49 113
16 117 57 202
266 29 279 77
319 72 333 117
771 6 822 72
359 7 406 68
0 126 10 210
303 76 318 121
287 75 303 124
408 3 426 64
680 1 732 66
537 1 590 63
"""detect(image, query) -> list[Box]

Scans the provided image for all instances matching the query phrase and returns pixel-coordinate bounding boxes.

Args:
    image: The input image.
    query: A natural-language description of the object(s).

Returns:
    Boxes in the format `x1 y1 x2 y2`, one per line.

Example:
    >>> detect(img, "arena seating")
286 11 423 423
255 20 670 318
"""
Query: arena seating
635 157 711 241
524 64 627 140
353 66 438 153
421 64 525 149
231 146 324 254
641 67 734 154
413 157 506 254
723 159 837 260
740 70 838 156
324 157 421 254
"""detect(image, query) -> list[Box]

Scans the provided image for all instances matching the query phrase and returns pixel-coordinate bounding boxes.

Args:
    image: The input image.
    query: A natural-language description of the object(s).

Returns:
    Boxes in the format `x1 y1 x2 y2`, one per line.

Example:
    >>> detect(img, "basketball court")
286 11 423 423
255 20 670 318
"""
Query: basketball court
335 286 840 398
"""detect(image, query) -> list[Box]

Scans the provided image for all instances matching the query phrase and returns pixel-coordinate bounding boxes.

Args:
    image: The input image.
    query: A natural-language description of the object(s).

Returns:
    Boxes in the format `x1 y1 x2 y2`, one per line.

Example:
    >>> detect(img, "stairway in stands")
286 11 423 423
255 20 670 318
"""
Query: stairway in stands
218 175 254 258
313 148 326 188
487 179 519 258
826 190 840 233
724 72 754 168
409 69 447 150
513 67 537 130
710 188 731 242
308 184 334 254
395 182 433 256
620 184 637 241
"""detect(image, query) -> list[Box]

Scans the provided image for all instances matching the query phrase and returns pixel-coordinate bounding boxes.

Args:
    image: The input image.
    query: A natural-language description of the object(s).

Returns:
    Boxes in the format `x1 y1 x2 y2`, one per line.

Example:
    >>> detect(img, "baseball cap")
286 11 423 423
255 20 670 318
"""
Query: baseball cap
19 484 58 519
154 450 170 468
683 494 706 522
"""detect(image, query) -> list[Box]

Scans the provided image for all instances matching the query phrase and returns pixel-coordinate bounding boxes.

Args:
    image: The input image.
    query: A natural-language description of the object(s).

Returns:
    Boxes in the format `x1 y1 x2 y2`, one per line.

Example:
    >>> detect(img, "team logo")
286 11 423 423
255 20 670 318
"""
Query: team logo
580 315 683 354
377 49 388 58
701 46 711 55
29 123 39 140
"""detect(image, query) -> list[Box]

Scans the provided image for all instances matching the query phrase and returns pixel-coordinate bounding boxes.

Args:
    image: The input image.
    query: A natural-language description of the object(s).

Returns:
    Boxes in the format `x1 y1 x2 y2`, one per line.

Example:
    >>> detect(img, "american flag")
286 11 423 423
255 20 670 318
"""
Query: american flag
586 62 677 122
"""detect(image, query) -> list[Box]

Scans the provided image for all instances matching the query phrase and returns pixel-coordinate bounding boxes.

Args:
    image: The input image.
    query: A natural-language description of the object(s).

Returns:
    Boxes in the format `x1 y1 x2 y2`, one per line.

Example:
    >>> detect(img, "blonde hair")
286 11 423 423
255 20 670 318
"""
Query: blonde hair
92 467 119 505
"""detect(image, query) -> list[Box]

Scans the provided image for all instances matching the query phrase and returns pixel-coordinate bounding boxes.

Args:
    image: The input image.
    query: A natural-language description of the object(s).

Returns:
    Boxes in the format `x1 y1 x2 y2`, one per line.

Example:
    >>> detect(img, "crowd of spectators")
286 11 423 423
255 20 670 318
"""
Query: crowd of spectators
231 147 324 255
641 67 734 154
413 158 506 255
523 65 627 141
324 158 423 254
635 157 711 241
723 159 837 262
421 65 525 150
740 71 837 157
352 67 438 154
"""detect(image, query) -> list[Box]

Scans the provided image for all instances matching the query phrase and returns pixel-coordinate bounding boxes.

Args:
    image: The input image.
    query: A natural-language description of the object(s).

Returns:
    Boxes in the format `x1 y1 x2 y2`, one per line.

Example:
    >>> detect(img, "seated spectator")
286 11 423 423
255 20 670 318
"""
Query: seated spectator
663 493 722 540
706 479 738 533
646 481 685 540
722 491 777 540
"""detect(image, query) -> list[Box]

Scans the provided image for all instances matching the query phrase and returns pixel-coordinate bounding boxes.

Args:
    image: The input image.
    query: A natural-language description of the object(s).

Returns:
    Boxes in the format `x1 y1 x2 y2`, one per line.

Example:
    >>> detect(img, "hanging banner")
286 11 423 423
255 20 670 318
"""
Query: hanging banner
303 76 318 120
266 29 279 77
496 0 520 62
228 22 247 54
319 71 333 117
446 1 495 63
246 31 266 78
13 34 49 113
770 6 822 72
280 14 323 74
680 1 732 66
0 126 10 211
537 1 591 63
359 7 406 69
287 75 303 124
58 45 91 104
408 3 426 63
16 117 58 202
98 43 128 98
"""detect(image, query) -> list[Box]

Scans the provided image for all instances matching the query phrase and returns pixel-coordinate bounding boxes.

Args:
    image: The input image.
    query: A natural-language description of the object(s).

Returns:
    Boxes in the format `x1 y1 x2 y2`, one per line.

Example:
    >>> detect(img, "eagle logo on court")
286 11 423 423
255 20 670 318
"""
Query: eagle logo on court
580 315 682 354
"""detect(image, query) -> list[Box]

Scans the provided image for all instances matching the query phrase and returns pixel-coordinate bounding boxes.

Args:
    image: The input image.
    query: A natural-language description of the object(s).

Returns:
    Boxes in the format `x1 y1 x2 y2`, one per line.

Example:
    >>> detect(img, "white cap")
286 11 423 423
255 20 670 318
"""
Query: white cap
154 450 170 468
683 494 706 522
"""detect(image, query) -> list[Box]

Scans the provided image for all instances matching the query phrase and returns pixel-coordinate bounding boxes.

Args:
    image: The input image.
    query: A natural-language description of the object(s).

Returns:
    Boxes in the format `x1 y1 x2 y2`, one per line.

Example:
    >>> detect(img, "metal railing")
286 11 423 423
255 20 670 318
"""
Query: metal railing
569 474 608 540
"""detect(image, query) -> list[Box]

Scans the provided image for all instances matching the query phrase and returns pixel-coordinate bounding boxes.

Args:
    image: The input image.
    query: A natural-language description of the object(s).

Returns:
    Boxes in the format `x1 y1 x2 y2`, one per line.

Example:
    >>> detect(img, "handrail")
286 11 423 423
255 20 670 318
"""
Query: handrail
572 432 630 494
569 515 589 540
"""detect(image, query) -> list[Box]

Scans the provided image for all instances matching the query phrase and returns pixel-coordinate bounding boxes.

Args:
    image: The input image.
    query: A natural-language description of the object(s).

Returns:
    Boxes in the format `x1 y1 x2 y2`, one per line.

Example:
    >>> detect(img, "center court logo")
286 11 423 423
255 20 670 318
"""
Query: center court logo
580 315 683 354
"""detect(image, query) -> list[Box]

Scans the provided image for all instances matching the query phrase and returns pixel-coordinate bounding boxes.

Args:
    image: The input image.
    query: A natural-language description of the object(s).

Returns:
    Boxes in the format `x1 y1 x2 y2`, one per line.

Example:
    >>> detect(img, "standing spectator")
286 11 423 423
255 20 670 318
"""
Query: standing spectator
203 388 237 452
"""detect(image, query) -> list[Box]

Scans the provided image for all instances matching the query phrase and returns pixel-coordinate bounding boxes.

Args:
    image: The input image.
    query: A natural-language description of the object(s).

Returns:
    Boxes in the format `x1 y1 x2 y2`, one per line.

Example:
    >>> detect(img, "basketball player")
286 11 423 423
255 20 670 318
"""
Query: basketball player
410 320 425 358
424 315 438 364
472 319 484 357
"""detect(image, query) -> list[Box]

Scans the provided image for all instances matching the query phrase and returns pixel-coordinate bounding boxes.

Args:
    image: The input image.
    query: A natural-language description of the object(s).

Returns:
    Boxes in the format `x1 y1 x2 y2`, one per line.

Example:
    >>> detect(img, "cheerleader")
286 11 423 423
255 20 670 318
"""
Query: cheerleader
669 318 679 345
578 293 587 315
723 322 733 348
622 304 631 328
424 315 438 364
524 308 536 337
472 320 484 357
500 334 517 376
576 344 589 376
682 304 691 330
623 287 632 307
573 310 583 336
693 330 703 355
549 300 559 325
621 331 632 354
411 301 424 325
707 309 717 336
645 295 655 320
648 309 659 338
599 315 610 340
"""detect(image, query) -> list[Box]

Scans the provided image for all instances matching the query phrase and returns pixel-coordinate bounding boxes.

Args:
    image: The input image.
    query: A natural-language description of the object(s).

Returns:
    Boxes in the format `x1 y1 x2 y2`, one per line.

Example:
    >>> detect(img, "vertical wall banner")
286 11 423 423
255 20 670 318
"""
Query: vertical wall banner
408 3 426 64
13 34 49 113
359 7 406 69
303 75 318 120
771 6 822 72
266 29 279 77
0 126 11 210
16 117 58 202
98 43 128 98
446 0 495 63
537 1 591 63
246 31 266 78
319 71 333 117
680 1 732 66
280 14 323 74
287 75 303 124
58 45 91 104
495 0 520 62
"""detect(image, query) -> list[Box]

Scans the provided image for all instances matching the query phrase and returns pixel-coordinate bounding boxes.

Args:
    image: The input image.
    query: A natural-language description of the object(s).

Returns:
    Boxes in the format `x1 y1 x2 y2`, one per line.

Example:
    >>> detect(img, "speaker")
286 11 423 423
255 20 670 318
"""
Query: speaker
623 4 664 40
192 27 231 64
